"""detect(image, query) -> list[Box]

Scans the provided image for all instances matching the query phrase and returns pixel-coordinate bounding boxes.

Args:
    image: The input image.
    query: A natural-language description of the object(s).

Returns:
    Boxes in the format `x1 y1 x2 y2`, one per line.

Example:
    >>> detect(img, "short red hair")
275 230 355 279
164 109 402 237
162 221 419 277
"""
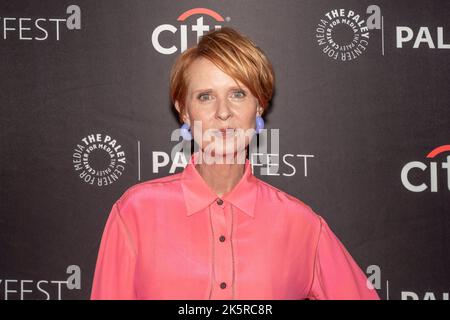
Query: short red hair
170 27 275 123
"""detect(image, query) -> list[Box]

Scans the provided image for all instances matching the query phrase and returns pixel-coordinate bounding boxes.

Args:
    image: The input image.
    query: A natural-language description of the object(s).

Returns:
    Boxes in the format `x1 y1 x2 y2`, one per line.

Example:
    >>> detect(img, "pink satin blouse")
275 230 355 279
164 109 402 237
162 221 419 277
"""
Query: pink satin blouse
90 151 380 300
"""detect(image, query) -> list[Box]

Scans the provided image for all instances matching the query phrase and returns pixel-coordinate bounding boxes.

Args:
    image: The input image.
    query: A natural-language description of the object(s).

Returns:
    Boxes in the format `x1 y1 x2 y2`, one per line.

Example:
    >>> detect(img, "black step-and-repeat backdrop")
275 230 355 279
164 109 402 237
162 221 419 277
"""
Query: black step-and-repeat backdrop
1 0 449 300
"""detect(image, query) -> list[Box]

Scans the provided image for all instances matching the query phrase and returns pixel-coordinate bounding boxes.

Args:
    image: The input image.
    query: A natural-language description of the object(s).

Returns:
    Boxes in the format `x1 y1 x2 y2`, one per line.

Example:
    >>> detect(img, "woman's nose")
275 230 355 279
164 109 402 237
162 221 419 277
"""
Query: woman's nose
215 98 232 121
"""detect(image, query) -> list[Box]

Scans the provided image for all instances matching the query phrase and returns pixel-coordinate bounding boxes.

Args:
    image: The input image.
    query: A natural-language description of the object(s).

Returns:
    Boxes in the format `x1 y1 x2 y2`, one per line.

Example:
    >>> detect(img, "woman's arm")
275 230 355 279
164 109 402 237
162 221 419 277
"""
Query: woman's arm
90 202 137 300
306 215 380 300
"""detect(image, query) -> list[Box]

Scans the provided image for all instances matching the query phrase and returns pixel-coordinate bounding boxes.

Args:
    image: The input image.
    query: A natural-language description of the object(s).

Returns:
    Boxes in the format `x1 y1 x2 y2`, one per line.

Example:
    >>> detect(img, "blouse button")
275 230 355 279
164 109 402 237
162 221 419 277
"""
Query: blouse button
220 282 227 289
216 198 223 205
219 235 226 242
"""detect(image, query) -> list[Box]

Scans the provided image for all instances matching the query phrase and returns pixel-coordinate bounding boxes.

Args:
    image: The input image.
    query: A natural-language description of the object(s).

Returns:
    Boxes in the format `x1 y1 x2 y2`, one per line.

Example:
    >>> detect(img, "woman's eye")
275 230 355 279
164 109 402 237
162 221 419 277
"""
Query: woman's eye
198 93 212 101
232 90 246 98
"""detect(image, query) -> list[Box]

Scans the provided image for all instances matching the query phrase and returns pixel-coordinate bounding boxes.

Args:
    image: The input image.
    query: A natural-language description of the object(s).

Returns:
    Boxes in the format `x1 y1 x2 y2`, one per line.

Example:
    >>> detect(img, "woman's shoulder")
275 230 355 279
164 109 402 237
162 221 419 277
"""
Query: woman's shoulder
115 172 183 209
254 176 322 227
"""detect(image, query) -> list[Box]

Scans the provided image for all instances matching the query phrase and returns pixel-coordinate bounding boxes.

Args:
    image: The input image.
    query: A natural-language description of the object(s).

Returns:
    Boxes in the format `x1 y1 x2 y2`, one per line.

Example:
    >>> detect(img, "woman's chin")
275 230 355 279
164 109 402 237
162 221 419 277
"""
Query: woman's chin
200 143 247 164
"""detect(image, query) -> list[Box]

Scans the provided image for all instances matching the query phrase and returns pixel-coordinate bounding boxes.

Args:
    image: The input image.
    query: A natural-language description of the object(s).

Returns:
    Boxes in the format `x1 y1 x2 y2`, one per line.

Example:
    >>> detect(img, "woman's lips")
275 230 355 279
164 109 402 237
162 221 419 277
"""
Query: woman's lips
215 128 236 137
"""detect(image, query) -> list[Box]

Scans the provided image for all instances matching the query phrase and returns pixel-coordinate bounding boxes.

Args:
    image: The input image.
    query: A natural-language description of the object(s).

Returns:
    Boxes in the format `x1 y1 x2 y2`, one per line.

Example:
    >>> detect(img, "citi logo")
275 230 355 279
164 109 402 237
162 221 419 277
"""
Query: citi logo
401 145 450 192
151 8 229 54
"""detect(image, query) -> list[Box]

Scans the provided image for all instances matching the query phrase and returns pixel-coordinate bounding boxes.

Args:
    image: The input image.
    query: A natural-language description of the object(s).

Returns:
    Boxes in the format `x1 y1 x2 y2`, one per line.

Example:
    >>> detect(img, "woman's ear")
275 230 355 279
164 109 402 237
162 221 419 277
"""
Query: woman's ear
256 102 264 117
174 100 181 114
175 100 190 125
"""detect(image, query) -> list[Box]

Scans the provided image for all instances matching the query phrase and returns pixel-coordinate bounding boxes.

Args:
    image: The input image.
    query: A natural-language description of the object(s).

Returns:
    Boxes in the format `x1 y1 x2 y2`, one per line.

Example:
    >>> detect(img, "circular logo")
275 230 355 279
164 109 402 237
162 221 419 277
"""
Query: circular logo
72 133 126 187
316 9 370 62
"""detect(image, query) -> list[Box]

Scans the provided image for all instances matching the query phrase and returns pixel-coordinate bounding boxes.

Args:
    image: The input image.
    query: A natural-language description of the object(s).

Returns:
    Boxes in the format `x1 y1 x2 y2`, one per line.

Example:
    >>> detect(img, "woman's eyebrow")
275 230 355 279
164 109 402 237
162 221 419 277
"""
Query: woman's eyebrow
193 86 247 94
193 88 213 94
229 85 247 90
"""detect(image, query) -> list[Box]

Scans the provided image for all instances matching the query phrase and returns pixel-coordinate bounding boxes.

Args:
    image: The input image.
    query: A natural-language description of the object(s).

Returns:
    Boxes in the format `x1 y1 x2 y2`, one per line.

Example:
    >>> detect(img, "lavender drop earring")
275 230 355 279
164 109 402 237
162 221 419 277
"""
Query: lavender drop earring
180 123 193 141
255 115 264 134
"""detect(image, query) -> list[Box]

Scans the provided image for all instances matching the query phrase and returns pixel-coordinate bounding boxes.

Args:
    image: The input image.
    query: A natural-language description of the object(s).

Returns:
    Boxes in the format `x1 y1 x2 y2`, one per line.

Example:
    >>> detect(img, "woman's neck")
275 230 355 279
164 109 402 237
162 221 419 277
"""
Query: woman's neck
195 152 246 197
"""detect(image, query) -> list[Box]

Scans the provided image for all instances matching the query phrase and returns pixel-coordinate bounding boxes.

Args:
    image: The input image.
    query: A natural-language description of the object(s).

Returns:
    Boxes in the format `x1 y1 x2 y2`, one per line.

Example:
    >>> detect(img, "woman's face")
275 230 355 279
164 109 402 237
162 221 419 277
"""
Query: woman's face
175 57 263 161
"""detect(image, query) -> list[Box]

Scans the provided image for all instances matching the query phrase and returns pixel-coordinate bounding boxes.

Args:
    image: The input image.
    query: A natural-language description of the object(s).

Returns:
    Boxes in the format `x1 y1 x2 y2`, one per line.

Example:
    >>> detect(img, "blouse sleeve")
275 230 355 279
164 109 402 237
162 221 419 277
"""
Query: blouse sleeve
306 215 380 300
90 201 137 300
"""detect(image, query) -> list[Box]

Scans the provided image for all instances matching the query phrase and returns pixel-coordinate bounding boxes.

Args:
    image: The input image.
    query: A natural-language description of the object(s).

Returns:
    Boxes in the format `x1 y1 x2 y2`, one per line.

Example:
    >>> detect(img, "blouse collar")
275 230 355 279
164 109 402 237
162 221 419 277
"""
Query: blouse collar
181 151 258 219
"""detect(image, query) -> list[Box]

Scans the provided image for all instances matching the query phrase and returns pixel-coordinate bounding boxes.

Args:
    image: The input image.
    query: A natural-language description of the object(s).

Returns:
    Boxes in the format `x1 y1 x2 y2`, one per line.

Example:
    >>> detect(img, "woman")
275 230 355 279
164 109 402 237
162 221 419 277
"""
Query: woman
90 27 380 300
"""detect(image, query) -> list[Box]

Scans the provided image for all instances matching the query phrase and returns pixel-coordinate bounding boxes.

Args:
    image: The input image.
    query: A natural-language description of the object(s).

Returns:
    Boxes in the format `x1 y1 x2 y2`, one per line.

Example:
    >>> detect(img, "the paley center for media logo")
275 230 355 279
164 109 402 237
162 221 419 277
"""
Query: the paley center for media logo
315 5 382 62
72 133 126 187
